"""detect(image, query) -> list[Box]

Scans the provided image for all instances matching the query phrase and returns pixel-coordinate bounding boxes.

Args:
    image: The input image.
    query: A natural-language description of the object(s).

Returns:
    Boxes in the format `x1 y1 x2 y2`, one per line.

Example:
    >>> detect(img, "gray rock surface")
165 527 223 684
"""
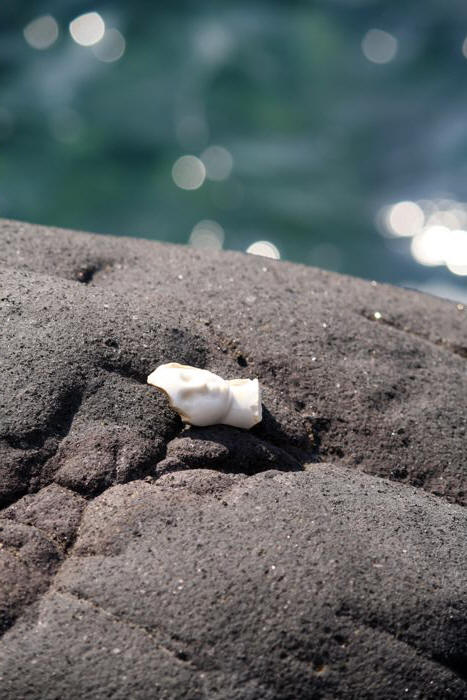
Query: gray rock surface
0 218 466 698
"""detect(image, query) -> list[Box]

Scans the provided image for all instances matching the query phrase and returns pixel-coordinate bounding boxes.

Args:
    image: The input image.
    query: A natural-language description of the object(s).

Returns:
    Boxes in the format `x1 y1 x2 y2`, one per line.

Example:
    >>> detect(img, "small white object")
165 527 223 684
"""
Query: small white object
147 363 262 429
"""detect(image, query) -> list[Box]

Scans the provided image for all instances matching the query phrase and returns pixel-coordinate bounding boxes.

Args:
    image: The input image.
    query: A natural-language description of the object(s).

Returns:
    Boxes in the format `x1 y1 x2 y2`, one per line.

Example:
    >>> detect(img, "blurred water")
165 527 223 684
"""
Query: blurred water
1 1 466 302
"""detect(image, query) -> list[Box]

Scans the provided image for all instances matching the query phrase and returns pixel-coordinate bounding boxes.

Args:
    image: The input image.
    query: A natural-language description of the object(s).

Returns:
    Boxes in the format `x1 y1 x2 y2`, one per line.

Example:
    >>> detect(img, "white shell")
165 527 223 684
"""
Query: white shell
147 363 262 429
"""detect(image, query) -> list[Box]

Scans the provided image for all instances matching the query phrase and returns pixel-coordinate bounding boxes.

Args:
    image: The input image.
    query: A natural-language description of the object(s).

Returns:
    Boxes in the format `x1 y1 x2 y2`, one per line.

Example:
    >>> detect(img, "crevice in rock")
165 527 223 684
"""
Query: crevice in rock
0 518 64 636
303 416 332 462
431 653 467 683
251 405 314 461
7 386 84 454
50 428 166 499
154 423 305 479
336 608 467 684
54 590 209 674
203 322 252 374
0 385 85 510
98 361 148 385
236 354 248 367
436 341 467 359
74 263 103 284
0 481 88 639
360 310 467 360
0 518 67 556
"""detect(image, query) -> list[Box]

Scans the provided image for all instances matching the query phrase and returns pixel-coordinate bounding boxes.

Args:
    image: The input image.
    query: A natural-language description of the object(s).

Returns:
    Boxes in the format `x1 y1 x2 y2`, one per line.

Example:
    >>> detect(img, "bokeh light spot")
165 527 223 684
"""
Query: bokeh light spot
92 28 126 63
445 230 467 276
246 241 280 259
362 29 398 64
69 12 105 47
425 208 465 229
410 226 449 267
23 15 59 50
172 155 206 190
462 37 467 59
189 220 225 250
381 197 467 278
201 145 233 181
194 23 233 64
387 201 424 237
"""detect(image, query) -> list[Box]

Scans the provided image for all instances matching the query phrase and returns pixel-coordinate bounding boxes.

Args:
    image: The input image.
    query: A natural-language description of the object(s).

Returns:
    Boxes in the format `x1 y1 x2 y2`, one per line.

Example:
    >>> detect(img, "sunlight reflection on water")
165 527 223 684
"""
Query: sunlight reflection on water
69 12 105 47
23 15 59 50
246 241 280 259
379 199 467 277
3 3 466 306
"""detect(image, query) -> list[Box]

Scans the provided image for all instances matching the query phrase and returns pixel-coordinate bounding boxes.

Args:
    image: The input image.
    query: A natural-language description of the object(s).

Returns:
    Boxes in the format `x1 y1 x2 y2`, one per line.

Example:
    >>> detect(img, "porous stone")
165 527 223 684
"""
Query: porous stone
1 468 466 699
0 218 466 699
2 483 86 547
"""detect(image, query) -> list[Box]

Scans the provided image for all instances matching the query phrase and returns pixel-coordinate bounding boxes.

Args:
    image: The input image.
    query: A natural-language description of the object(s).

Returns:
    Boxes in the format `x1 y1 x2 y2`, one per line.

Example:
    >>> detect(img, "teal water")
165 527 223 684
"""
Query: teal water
0 1 466 302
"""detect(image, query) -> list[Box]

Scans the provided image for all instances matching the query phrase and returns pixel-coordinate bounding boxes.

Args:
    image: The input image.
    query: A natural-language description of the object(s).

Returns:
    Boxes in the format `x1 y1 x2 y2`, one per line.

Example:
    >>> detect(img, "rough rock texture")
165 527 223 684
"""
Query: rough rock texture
0 218 466 699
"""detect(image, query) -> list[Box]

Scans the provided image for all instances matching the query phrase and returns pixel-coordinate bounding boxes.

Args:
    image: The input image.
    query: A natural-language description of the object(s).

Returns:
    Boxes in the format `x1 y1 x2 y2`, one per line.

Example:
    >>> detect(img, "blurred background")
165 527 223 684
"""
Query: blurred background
1 1 466 302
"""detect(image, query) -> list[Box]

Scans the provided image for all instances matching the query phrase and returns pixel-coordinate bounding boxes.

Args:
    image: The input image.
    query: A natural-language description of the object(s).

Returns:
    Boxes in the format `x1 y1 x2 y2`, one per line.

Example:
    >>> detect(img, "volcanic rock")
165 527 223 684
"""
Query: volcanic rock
0 218 465 699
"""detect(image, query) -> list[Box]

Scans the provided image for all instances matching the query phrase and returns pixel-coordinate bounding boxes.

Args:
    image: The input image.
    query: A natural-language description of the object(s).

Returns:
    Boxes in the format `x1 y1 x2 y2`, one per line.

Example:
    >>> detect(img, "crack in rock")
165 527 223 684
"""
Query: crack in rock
361 310 467 360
